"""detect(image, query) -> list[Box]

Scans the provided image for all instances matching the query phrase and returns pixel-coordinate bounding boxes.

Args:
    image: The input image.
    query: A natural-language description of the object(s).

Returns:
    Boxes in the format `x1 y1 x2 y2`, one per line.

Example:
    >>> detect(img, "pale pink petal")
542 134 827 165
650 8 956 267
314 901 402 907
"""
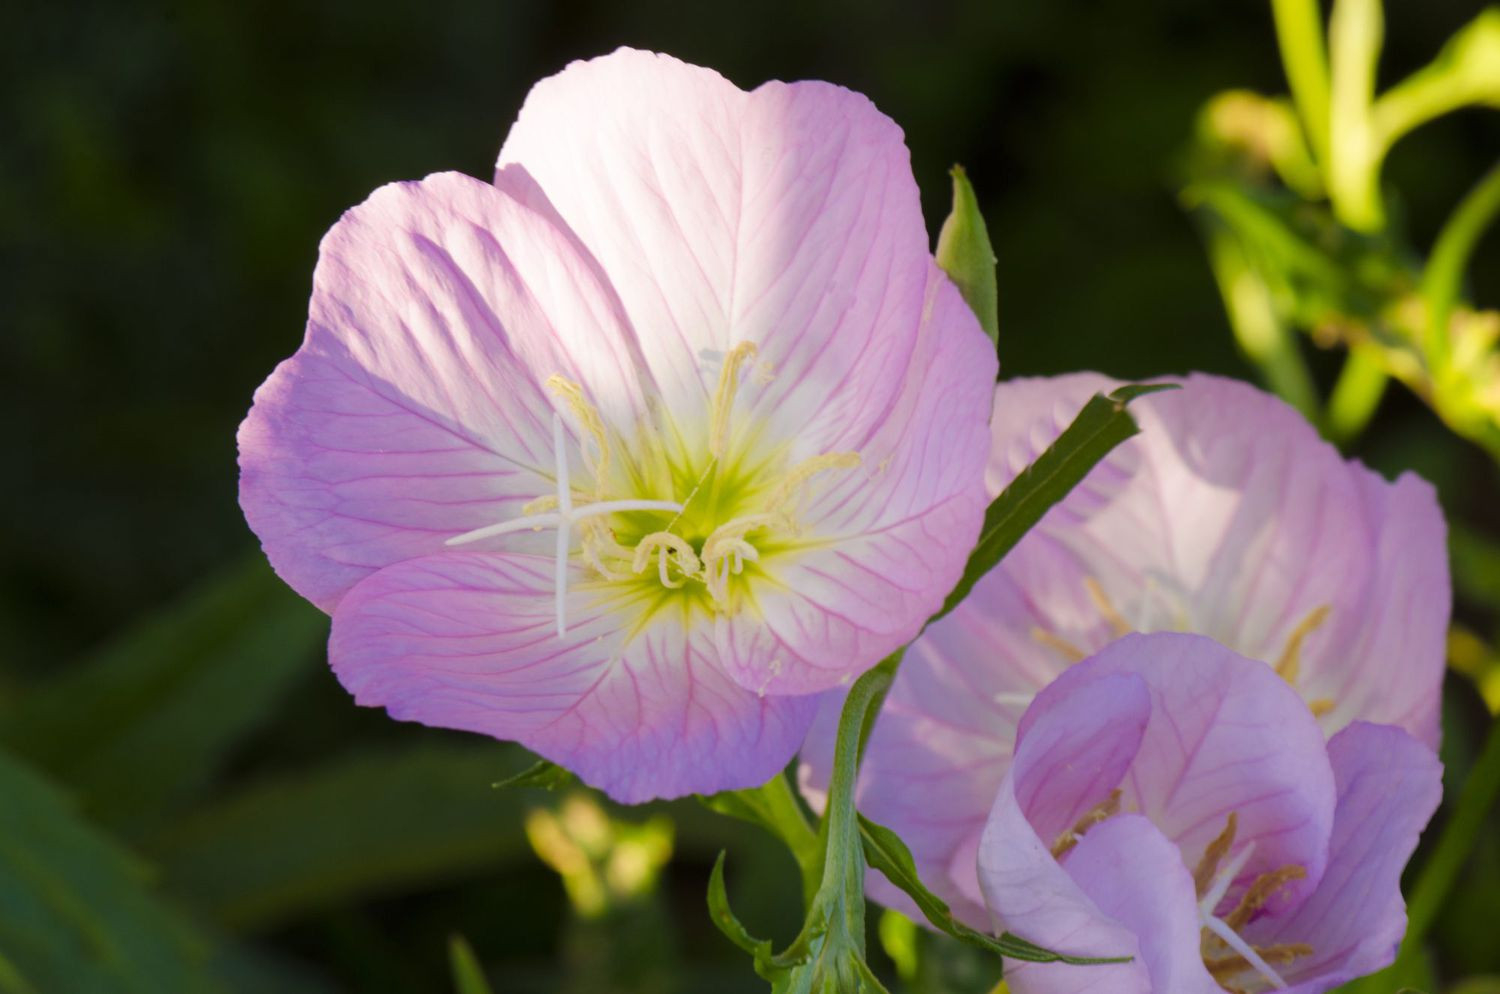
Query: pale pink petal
239 171 653 611
496 48 934 457
977 672 1154 990
717 264 995 696
1054 815 1222 994
328 552 817 802
1251 722 1442 992
1068 633 1335 909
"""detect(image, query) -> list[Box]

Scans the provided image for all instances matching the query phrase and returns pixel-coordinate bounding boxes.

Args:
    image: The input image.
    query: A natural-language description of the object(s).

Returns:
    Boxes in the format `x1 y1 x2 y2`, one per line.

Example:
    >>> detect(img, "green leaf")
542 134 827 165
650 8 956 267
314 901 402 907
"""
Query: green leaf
0 746 227 993
147 743 530 930
492 758 578 791
700 772 821 906
0 555 325 834
858 815 1127 965
935 383 1174 620
707 852 774 960
935 164 999 345
447 935 496 994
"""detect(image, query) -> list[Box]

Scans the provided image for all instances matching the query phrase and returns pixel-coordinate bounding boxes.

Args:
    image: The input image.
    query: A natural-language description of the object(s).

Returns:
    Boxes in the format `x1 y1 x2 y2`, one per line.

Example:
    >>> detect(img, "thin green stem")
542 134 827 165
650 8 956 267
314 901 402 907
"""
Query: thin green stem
1327 0 1385 232
1326 345 1389 443
1271 0 1332 166
1372 9 1500 159
1422 161 1500 366
1205 228 1322 422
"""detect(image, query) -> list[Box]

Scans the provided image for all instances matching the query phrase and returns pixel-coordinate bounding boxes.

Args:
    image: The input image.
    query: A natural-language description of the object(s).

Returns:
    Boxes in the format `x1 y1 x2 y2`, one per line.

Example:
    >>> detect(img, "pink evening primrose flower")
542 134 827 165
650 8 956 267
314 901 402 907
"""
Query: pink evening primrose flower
800 372 1447 921
979 632 1440 994
236 49 996 802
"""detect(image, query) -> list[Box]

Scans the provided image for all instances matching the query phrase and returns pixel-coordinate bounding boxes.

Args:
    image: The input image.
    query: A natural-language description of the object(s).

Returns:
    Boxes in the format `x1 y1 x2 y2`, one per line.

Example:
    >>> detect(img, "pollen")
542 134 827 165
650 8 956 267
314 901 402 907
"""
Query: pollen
1050 788 1121 858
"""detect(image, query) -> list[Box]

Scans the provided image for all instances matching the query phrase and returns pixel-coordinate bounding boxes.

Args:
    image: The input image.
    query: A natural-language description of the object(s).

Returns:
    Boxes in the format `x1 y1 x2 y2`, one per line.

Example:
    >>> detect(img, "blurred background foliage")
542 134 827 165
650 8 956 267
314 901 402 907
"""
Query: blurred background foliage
1 0 1496 991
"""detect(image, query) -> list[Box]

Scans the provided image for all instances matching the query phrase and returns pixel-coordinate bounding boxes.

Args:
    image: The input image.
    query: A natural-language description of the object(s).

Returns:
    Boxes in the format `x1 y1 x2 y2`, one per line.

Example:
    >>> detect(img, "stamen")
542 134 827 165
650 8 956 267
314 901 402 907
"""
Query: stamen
632 532 702 588
1224 865 1306 929
1205 944 1313 984
522 495 559 515
1031 626 1088 663
445 512 564 546
709 342 759 458
1274 605 1331 685
1050 788 1121 858
1309 698 1335 717
553 413 572 637
1199 841 1256 919
1201 916 1290 990
1083 577 1132 637
1194 813 1239 897
546 375 611 492
764 451 862 516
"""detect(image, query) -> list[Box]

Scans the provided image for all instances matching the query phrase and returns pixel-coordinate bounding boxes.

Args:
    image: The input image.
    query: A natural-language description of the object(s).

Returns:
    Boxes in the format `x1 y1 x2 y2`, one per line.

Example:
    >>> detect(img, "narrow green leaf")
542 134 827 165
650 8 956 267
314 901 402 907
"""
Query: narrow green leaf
147 743 529 930
0 554 325 834
448 935 496 994
935 384 1174 620
707 852 774 959
700 772 821 906
0 746 227 993
935 164 999 345
492 758 578 791
858 815 1127 966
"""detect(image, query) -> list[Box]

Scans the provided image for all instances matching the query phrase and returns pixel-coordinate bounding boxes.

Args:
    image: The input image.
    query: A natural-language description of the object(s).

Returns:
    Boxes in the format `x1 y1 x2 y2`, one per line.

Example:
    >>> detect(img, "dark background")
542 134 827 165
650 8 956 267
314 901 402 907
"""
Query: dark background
3 1 1496 991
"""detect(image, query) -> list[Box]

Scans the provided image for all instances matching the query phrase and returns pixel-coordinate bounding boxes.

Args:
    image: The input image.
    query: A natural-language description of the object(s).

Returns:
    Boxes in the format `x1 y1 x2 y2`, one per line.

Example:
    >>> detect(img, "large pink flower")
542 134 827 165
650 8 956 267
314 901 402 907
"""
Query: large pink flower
979 633 1440 994
801 372 1447 920
237 49 996 802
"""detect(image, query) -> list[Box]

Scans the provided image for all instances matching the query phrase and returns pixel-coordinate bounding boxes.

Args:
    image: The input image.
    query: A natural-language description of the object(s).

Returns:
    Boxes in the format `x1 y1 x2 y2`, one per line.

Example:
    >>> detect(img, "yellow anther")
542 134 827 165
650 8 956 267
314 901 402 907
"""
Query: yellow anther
1308 697 1335 717
708 342 759 458
1031 627 1088 663
546 375 611 493
765 451 862 516
522 494 559 515
1275 604 1332 685
1194 813 1239 897
1050 789 1121 858
1206 944 1313 984
578 519 633 581
632 532 702 588
1225 864 1307 929
1083 577 1132 638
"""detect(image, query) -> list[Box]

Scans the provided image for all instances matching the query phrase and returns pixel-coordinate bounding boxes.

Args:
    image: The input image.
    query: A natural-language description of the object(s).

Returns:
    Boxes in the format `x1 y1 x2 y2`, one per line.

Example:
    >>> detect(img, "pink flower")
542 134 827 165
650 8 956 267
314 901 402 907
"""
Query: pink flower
800 372 1447 920
237 49 996 802
978 632 1440 994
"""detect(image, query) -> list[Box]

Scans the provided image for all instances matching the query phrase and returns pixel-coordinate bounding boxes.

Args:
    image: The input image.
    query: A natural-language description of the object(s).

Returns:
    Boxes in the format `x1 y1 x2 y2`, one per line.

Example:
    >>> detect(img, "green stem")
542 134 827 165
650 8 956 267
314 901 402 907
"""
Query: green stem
1205 228 1322 423
1422 161 1500 367
1326 345 1388 443
1399 717 1500 956
1271 0 1332 166
1327 0 1386 232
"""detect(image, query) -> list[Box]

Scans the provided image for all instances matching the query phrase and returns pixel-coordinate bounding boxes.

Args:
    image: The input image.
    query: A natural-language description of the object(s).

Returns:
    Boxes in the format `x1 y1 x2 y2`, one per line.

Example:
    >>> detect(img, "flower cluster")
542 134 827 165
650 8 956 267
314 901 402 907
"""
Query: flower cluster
239 49 1449 991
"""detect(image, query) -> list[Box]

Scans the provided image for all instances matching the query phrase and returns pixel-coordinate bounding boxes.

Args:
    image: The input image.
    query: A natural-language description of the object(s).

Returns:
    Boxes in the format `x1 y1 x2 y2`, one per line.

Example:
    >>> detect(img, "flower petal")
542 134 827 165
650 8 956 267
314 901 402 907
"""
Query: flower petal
496 48 934 456
1249 722 1442 992
716 263 994 696
328 552 818 802
239 171 653 611
976 672 1154 991
1065 633 1336 910
1058 815 1222 994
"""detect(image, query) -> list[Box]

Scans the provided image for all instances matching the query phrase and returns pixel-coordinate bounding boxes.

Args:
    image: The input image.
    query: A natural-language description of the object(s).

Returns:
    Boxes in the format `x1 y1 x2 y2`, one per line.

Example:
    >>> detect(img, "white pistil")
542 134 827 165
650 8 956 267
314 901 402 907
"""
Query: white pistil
1198 841 1289 991
444 412 684 638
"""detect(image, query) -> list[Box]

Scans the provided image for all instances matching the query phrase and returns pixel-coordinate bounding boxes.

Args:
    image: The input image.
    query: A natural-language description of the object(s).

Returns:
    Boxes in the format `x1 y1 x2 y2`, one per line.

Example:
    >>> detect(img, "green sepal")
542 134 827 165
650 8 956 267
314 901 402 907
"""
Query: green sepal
447 935 496 994
935 165 1000 345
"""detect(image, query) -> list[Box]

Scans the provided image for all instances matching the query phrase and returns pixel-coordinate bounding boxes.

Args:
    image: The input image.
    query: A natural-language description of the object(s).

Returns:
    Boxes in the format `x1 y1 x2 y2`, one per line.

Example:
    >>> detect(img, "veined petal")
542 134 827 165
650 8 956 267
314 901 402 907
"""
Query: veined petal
496 48 934 457
238 171 652 611
328 552 817 803
718 264 995 697
1064 634 1335 908
1060 816 1222 994
1248 722 1442 992
976 672 1154 992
